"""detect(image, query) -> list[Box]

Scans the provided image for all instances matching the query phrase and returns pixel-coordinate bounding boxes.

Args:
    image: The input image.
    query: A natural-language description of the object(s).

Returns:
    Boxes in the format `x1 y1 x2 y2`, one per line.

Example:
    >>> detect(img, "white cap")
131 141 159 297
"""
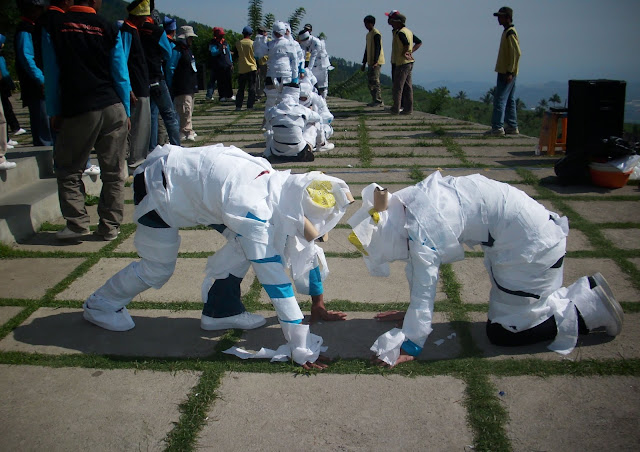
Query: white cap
273 21 286 35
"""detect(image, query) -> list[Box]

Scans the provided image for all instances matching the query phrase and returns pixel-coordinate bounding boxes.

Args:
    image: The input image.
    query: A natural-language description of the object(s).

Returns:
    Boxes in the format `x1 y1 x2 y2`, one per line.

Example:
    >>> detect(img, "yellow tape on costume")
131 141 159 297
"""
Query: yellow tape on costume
348 231 368 256
306 180 336 209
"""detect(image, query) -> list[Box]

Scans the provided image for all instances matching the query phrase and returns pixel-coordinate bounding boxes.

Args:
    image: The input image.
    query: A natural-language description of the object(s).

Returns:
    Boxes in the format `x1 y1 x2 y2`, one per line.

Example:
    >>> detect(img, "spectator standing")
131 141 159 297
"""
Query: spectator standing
253 26 269 100
233 26 257 111
163 16 177 44
167 25 199 142
129 0 180 153
361 15 385 107
42 0 131 241
0 93 15 170
120 10 151 168
0 34 26 141
207 27 235 102
14 0 53 147
485 6 521 136
387 10 421 116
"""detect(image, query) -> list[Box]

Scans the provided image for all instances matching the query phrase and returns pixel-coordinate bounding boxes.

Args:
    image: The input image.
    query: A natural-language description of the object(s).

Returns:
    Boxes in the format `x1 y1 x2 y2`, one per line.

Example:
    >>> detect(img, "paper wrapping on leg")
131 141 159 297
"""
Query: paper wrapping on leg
223 321 327 365
370 328 405 366
545 287 578 355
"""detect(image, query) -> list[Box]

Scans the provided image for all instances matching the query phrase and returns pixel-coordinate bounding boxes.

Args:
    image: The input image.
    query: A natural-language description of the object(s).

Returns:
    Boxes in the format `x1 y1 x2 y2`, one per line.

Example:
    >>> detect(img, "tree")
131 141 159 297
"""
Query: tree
548 93 562 107
263 13 275 32
454 90 467 100
516 98 526 111
287 7 306 35
480 87 495 105
428 86 450 114
248 0 263 36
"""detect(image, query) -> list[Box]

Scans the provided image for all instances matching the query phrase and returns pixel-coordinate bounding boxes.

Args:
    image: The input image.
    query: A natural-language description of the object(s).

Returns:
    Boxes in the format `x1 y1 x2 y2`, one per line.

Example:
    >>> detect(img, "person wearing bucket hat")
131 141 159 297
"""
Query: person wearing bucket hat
232 26 258 111
485 6 521 136
167 26 199 142
386 9 422 115
84 143 353 369
348 172 624 367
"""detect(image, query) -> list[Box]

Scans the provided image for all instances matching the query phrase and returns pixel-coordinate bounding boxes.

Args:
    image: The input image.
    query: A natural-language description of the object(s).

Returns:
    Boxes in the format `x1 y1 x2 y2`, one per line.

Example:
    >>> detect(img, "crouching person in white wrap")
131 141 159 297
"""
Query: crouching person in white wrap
299 83 335 152
84 143 353 369
263 84 321 163
348 171 624 367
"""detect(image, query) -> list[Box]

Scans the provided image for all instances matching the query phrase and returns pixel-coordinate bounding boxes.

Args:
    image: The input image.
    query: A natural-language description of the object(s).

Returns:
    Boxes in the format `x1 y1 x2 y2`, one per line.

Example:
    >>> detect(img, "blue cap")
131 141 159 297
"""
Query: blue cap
163 16 177 31
242 26 253 35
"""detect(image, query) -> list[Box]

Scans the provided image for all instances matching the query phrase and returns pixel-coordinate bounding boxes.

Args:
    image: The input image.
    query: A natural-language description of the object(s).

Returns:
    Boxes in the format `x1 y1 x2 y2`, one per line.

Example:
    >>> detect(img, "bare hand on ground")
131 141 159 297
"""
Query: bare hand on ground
374 310 406 322
310 304 347 323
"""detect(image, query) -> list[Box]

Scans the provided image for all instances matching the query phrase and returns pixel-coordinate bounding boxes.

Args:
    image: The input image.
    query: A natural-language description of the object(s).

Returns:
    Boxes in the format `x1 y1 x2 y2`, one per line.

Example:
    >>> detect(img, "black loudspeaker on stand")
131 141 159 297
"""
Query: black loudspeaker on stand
566 79 626 157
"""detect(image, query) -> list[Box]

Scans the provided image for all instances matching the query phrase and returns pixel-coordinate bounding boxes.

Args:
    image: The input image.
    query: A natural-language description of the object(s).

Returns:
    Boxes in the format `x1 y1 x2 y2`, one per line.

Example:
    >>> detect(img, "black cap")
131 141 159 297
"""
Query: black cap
257 26 267 33
303 23 312 31
493 6 513 18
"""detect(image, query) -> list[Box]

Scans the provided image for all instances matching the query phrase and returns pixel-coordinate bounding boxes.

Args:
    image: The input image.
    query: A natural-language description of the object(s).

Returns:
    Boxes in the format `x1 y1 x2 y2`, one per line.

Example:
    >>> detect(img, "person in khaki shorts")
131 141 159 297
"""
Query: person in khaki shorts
361 15 385 107
42 0 131 241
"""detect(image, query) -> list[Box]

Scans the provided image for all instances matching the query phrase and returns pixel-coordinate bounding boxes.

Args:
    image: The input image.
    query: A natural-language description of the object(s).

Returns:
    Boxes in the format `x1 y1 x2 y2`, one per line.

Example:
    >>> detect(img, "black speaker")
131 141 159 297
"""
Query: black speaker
566 79 626 156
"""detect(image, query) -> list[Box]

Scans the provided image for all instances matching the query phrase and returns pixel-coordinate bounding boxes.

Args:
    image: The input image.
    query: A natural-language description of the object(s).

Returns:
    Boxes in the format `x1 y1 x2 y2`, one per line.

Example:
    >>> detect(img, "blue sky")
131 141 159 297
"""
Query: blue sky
157 0 640 87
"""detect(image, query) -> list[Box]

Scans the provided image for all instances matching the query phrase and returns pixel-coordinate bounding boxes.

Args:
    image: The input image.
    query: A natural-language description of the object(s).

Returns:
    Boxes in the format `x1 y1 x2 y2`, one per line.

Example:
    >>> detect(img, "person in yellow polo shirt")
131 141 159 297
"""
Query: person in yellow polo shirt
361 15 385 107
386 10 421 115
233 26 258 111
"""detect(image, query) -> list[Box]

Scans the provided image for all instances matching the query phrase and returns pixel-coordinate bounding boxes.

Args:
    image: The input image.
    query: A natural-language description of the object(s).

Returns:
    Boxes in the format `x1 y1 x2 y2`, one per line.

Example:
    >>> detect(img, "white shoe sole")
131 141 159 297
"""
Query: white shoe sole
83 302 135 331
592 273 624 336
201 313 266 331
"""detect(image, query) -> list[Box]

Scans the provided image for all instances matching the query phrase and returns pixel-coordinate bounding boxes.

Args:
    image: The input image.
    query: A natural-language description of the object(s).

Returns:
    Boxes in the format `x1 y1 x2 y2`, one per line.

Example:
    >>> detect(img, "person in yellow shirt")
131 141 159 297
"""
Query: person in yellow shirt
486 6 521 136
233 26 258 111
361 15 385 107
386 10 421 115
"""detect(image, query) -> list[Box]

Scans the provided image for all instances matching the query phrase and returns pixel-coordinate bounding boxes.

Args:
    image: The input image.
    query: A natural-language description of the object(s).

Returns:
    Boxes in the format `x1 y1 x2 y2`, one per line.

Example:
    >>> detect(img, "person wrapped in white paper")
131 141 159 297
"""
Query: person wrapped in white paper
84 143 353 369
348 171 624 367
299 83 334 152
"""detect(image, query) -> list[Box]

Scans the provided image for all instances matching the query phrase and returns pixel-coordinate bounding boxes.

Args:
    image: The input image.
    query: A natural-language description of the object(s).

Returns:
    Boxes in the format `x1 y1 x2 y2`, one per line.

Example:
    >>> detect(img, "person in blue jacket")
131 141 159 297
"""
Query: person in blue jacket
42 0 131 242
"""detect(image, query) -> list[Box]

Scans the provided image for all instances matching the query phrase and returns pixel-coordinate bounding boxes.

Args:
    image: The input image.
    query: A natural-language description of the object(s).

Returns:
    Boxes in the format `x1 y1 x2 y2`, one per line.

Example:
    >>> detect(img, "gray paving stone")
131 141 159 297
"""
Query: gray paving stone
257 257 446 304
468 156 554 168
0 307 222 357
274 158 361 169
491 376 640 451
0 306 23 326
567 200 640 223
50 202 136 225
456 137 536 146
370 146 448 156
370 138 439 147
602 228 640 249
470 311 640 360
116 228 226 254
462 146 547 158
0 258 85 299
373 157 463 167
10 230 115 253
0 365 200 450
317 168 415 183
57 257 255 302
197 373 471 451
539 180 640 197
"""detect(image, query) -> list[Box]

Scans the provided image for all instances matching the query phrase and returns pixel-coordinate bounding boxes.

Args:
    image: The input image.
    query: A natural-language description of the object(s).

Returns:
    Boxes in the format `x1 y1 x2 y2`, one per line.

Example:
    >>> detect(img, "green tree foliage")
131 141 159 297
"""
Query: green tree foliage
455 91 468 100
548 93 562 106
480 88 494 105
516 98 526 111
248 0 263 35
428 86 450 114
263 13 275 32
287 7 306 35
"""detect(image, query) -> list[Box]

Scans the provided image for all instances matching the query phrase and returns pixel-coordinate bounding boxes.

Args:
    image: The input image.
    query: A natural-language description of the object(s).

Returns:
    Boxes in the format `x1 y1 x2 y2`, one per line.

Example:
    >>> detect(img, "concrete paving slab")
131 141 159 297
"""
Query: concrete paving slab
455 137 536 146
57 257 255 302
0 307 224 357
319 168 414 183
0 306 24 326
454 258 489 304
235 311 459 361
491 375 640 451
511 183 539 197
50 202 136 226
373 157 462 167
258 257 445 304
0 258 85 299
469 312 640 360
602 228 640 249
539 180 640 197
10 230 115 253
370 138 440 147
0 365 200 451
370 146 449 156
197 373 471 451
567 200 640 223
468 156 554 168
462 146 548 158
116 228 226 254
567 228 594 251
273 158 361 169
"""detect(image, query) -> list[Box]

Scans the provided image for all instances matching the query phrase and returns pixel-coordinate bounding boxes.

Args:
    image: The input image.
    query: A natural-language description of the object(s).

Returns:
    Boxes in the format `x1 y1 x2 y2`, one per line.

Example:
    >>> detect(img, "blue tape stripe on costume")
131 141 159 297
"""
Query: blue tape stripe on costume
246 212 267 223
263 283 295 299
401 339 423 356
308 266 323 296
251 255 283 264
280 319 303 324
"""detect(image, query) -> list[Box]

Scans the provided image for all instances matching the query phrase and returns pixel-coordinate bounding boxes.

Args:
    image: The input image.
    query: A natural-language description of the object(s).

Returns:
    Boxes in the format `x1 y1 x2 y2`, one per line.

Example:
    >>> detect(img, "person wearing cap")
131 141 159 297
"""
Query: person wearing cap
120 9 152 168
263 84 320 163
232 26 258 111
83 142 352 370
485 6 521 136
253 26 270 100
263 21 298 117
361 15 385 107
206 27 235 102
163 16 177 45
14 0 53 147
166 25 199 142
128 0 181 154
348 172 624 367
386 10 421 115
41 0 132 242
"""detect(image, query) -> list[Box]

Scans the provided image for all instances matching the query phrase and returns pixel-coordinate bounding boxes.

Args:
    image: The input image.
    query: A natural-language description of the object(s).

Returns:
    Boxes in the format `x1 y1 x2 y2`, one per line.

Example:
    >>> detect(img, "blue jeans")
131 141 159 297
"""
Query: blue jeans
149 80 181 152
26 98 53 146
491 73 517 130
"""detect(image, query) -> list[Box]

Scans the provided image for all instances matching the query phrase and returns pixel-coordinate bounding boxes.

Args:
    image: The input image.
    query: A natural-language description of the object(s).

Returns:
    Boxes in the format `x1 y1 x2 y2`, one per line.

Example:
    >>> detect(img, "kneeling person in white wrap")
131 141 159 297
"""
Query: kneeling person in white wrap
84 143 353 369
348 172 624 367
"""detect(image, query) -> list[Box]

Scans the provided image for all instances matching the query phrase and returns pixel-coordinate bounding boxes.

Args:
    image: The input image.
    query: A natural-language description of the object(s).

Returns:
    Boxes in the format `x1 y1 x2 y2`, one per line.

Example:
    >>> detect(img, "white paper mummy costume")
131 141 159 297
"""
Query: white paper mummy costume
263 85 322 161
299 83 334 151
263 22 299 113
83 144 353 366
297 30 331 98
349 172 624 366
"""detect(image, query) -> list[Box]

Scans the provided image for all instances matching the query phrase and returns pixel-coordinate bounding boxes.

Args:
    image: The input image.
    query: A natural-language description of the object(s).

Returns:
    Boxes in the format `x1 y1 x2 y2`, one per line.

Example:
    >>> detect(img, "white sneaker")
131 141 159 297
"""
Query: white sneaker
56 226 90 240
8 139 18 146
201 311 266 331
6 144 13 149
185 134 196 142
318 142 335 152
484 127 505 136
83 294 135 331
591 273 624 336
83 165 101 176
0 160 17 170
13 128 27 136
